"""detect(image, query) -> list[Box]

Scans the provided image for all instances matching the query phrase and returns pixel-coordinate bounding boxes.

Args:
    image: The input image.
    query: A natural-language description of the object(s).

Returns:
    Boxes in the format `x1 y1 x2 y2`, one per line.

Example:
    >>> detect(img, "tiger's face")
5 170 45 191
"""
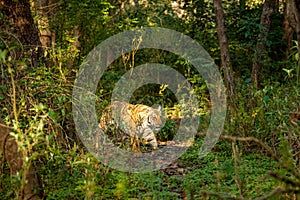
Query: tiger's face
145 105 163 132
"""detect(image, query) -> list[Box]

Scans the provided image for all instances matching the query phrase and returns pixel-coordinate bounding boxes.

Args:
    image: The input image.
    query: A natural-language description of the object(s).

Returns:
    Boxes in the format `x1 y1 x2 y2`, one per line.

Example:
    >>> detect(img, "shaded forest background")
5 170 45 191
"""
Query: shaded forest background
1 0 300 199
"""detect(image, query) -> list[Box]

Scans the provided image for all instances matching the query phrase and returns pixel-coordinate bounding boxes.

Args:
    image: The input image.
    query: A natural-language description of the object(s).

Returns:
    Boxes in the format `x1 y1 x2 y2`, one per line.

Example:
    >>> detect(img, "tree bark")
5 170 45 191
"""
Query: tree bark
283 0 297 61
213 0 236 109
1 0 44 67
33 0 56 48
294 0 300 83
0 120 42 200
251 0 276 88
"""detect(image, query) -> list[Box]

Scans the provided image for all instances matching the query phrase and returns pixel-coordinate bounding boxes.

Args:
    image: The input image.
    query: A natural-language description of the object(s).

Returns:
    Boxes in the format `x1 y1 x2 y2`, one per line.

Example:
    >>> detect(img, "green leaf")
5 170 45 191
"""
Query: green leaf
263 95 269 105
48 109 59 120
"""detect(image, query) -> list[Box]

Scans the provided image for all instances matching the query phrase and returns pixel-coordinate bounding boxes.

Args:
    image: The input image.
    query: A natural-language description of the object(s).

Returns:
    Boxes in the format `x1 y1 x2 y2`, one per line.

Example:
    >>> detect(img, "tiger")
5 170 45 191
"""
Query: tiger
98 101 163 150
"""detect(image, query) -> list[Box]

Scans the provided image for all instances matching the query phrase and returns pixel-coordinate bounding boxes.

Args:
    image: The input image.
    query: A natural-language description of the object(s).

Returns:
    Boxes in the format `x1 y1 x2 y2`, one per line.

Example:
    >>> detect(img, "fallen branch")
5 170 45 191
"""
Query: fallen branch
255 186 284 200
214 134 300 181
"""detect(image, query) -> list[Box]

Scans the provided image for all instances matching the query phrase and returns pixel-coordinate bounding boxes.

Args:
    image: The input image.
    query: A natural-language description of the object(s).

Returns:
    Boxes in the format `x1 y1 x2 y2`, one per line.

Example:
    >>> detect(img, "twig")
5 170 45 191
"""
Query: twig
268 171 300 187
232 142 244 198
0 122 11 129
201 190 243 199
254 186 285 200
216 134 300 181
8 65 21 135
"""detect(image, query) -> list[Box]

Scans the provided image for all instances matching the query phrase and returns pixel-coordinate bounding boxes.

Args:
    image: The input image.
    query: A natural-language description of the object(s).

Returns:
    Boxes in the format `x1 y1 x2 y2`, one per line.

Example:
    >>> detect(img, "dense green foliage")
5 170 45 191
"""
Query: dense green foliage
0 0 300 199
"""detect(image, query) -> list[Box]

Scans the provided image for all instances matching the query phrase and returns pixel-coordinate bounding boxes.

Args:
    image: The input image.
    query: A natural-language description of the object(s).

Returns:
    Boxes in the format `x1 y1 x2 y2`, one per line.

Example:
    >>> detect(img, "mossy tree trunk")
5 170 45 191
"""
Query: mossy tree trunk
213 0 236 110
251 0 276 88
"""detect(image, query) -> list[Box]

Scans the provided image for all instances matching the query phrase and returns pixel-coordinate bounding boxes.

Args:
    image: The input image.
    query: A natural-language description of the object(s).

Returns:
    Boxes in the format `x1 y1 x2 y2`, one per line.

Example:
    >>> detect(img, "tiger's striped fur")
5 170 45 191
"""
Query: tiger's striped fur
99 101 162 149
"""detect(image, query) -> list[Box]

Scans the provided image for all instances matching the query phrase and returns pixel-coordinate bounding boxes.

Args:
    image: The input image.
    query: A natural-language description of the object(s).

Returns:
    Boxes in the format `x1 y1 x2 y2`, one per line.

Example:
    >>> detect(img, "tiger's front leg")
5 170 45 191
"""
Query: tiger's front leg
140 128 158 150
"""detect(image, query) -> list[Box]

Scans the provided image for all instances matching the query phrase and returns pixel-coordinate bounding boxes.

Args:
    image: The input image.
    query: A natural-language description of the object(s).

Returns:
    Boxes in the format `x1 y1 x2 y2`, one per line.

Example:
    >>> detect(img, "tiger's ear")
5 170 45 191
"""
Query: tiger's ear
152 104 162 112
157 105 162 113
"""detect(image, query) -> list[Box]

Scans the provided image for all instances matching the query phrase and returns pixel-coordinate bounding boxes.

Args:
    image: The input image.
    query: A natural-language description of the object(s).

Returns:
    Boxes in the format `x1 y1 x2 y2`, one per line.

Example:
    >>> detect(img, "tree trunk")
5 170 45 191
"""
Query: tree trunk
283 0 297 62
0 120 42 200
33 0 56 48
294 0 300 83
1 0 44 67
251 0 276 88
213 0 236 109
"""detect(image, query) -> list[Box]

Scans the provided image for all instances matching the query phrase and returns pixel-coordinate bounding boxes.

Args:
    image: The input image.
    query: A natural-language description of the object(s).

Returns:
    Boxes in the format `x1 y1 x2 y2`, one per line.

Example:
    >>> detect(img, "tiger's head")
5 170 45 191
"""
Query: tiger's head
146 105 163 131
